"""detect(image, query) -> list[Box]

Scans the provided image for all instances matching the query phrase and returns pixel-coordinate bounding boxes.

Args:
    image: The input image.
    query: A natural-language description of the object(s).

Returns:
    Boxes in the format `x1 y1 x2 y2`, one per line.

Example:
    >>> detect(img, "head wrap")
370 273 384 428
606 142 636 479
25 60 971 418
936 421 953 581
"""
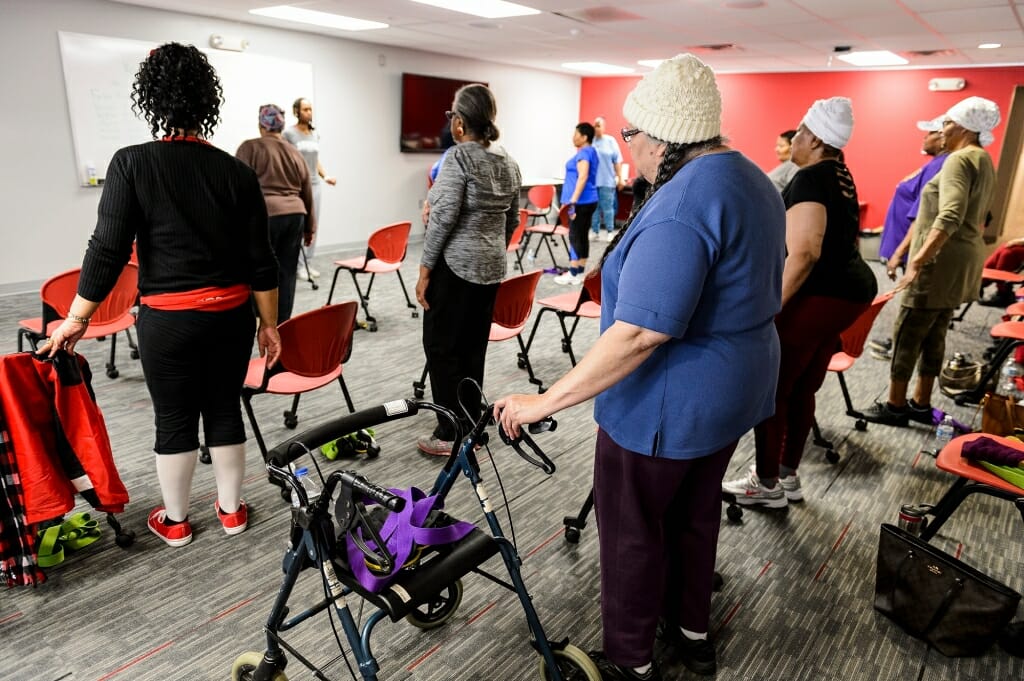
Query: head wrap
801 97 854 149
258 104 285 133
945 96 1001 147
622 53 721 144
916 116 944 132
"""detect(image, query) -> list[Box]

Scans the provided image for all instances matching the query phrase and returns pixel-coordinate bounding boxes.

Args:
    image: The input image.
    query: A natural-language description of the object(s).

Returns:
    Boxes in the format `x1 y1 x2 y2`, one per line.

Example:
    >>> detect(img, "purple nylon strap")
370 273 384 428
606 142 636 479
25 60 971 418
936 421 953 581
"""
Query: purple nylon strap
345 486 475 593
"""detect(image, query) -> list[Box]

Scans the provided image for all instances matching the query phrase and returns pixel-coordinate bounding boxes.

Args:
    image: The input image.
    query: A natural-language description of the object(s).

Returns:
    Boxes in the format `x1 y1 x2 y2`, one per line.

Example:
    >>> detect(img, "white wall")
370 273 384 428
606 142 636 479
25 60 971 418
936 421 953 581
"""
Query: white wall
0 0 581 291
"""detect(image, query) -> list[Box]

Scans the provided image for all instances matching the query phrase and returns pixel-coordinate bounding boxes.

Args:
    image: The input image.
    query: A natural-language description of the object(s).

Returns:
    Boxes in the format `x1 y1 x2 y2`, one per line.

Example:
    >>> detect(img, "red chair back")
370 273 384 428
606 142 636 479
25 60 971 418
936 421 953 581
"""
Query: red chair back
38 264 138 328
507 209 528 252
527 185 554 212
276 302 357 377
492 270 542 330
557 204 572 228
581 270 602 306
838 290 896 359
92 264 139 325
367 222 412 265
39 270 81 322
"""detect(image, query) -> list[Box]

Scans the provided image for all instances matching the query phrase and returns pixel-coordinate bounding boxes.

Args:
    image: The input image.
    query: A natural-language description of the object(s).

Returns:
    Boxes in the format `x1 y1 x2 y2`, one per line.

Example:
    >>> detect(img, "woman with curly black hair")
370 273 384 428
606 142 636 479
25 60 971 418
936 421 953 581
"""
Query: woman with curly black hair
45 42 281 548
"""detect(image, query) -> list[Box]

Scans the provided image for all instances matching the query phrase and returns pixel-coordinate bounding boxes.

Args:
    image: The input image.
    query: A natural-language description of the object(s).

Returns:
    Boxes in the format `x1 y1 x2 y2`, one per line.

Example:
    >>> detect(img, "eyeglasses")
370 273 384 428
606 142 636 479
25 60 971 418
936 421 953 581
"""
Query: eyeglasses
621 127 642 143
445 110 457 121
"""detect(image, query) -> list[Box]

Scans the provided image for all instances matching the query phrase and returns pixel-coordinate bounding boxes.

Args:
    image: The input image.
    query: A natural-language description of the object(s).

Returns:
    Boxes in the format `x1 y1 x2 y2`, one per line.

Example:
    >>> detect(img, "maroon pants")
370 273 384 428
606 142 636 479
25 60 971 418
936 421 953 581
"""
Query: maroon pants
754 295 870 479
594 429 736 667
984 244 1024 293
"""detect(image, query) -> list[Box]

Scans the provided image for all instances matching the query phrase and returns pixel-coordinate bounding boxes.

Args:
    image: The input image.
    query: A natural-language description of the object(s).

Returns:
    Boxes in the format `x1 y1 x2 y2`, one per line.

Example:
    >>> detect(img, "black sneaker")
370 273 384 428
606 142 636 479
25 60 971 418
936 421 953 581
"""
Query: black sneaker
859 401 910 427
978 289 1016 308
906 400 935 426
655 623 717 676
588 651 662 681
868 337 893 353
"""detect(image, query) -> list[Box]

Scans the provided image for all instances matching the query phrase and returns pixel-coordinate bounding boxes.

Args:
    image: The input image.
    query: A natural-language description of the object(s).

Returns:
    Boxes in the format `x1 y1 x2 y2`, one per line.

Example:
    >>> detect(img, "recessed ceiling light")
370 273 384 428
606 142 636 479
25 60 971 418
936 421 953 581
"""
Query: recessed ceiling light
835 50 908 67
979 43 1002 49
409 0 540 19
562 62 635 75
249 6 388 30
637 59 665 69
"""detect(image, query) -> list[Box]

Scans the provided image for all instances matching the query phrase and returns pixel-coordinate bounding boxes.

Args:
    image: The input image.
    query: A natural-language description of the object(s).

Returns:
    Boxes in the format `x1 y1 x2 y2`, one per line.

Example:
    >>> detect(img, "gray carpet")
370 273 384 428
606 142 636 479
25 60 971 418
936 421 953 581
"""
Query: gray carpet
1 238 1021 681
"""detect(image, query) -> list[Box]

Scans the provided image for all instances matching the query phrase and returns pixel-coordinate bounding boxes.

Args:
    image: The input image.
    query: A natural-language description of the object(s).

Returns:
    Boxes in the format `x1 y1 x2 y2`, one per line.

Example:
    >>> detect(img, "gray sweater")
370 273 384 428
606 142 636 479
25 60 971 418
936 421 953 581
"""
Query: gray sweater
422 141 522 285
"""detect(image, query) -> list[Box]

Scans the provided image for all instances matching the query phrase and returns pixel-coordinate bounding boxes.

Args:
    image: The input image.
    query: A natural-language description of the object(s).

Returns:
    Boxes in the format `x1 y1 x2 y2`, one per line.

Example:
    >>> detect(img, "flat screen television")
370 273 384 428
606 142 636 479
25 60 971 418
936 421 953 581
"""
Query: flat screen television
400 73 487 153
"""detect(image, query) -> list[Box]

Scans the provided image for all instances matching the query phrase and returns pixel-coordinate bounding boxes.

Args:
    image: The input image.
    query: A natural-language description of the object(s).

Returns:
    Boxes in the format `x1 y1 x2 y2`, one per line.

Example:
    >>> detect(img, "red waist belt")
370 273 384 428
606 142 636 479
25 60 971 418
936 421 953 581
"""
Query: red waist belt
140 284 251 311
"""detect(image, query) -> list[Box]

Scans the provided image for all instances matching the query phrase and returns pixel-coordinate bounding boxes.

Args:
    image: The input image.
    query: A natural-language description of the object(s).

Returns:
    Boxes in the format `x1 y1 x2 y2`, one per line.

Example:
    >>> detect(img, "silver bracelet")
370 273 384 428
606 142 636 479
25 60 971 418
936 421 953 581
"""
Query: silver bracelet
67 312 91 325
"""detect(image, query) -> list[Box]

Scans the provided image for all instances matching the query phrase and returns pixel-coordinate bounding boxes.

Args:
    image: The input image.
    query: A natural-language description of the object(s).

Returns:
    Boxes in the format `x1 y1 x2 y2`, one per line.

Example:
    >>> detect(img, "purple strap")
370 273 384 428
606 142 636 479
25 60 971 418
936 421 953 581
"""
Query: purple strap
345 486 475 593
930 408 972 435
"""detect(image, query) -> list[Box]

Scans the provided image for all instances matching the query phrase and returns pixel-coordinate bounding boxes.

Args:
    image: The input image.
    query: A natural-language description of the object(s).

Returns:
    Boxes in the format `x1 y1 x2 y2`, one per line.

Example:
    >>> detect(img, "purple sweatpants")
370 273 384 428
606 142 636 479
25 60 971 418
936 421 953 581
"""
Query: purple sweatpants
593 428 737 667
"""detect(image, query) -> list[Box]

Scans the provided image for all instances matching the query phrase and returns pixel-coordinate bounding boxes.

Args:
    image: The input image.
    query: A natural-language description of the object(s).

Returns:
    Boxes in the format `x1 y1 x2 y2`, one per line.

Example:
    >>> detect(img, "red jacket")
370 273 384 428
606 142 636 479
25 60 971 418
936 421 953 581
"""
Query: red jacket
0 352 128 525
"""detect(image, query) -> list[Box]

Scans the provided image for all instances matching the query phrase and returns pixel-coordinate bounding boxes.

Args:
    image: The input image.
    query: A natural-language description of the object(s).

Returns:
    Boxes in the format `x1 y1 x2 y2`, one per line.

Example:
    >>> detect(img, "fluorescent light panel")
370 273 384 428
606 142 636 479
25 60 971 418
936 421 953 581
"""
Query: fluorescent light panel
409 0 540 19
978 43 1002 49
249 6 388 31
637 59 665 69
835 50 908 67
562 62 635 75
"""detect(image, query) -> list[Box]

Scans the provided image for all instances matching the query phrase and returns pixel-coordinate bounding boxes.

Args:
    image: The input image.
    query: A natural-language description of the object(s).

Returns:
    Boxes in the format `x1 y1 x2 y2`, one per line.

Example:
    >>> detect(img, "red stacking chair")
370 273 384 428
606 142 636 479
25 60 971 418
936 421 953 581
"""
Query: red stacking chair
17 264 140 379
919 433 1024 541
525 185 554 225
241 302 359 463
952 267 1024 325
325 222 418 332
523 271 601 368
521 204 571 270
412 269 545 399
955 319 1024 406
507 209 528 273
811 290 896 463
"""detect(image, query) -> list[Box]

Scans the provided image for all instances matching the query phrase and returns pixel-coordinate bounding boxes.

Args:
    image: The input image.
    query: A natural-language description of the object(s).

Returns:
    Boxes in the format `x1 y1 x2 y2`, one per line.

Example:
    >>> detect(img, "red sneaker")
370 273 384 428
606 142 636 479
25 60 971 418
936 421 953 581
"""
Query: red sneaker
215 500 248 536
148 507 193 547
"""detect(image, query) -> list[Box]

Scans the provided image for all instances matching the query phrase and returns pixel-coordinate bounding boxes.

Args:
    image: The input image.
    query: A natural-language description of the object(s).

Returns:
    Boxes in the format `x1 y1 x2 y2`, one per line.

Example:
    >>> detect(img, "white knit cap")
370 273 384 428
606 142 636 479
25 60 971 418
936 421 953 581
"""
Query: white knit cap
946 96 1001 147
916 116 944 132
622 54 721 144
801 97 854 149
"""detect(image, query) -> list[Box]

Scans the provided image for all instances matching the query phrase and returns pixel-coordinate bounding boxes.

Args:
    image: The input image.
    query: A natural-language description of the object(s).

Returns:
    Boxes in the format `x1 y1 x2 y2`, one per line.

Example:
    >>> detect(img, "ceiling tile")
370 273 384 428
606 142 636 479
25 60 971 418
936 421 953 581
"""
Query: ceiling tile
919 6 1022 33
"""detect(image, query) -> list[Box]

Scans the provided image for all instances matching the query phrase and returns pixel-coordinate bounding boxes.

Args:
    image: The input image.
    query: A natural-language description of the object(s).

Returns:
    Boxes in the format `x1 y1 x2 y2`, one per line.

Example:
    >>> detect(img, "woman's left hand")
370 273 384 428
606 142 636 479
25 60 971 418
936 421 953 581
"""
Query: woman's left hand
39 318 89 357
893 262 919 293
493 393 550 439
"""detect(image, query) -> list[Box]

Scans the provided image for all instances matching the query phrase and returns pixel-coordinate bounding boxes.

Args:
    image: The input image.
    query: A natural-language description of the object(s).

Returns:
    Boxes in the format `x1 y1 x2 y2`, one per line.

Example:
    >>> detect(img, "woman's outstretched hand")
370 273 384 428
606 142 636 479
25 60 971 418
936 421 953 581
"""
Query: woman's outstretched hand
493 393 550 439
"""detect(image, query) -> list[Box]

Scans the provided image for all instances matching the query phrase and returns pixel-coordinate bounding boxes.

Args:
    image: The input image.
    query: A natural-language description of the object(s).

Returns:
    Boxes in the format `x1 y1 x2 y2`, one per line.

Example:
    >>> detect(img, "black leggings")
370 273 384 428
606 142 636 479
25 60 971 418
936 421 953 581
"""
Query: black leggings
136 302 255 454
569 202 598 261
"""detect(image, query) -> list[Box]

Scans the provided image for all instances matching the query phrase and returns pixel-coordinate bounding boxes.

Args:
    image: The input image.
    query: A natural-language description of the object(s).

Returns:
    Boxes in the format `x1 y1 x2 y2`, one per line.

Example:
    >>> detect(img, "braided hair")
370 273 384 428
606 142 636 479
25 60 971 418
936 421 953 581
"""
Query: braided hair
599 135 725 268
131 43 223 139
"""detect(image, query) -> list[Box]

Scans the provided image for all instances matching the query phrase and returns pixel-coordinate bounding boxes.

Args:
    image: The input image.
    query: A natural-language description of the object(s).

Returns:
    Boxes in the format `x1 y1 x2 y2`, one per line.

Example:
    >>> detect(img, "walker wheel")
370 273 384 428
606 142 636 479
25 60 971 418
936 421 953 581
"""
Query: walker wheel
283 412 298 429
280 487 292 502
825 449 840 464
231 652 288 681
538 643 602 680
405 580 463 629
130 350 140 360
310 281 319 291
412 310 420 318
564 526 581 544
413 387 425 399
115 529 136 548
726 504 743 522
199 446 212 465
518 358 527 369
106 366 119 379
855 419 867 431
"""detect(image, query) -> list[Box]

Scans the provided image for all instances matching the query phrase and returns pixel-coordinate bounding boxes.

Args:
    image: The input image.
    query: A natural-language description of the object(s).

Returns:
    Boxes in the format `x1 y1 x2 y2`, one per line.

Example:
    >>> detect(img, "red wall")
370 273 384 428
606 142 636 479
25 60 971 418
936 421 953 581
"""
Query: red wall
580 67 1023 228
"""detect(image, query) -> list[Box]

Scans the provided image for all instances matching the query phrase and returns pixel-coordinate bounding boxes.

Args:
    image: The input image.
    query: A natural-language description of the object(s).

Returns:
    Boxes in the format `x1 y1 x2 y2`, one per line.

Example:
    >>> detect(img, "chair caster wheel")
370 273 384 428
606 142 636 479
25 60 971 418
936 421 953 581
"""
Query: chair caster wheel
106 366 119 379
825 449 840 464
855 419 867 431
199 446 211 465
564 526 581 544
560 340 571 353
517 359 527 369
726 504 743 522
413 387 424 399
115 529 136 548
311 281 319 291
130 350 140 360
412 311 420 319
283 412 298 429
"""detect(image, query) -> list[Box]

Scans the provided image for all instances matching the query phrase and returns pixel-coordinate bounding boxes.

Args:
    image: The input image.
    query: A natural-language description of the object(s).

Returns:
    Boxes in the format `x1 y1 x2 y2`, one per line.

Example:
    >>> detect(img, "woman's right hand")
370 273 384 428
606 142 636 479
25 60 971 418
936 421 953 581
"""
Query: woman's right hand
415 266 431 311
257 323 282 368
885 255 902 281
40 318 89 357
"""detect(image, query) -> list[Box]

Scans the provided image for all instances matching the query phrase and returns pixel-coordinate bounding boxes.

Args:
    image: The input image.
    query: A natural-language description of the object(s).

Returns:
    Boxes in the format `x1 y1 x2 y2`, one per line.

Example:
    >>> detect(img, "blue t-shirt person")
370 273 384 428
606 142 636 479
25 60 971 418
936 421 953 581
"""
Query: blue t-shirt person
878 153 947 261
561 145 599 205
595 151 786 459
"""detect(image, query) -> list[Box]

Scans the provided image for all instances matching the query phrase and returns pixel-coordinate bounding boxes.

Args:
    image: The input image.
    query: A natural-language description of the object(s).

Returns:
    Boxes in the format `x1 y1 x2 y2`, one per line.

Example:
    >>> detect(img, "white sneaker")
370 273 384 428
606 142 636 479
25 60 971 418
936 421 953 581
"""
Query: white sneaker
590 231 600 241
779 472 803 502
296 267 310 281
553 271 579 285
722 467 787 508
307 266 321 278
606 230 618 242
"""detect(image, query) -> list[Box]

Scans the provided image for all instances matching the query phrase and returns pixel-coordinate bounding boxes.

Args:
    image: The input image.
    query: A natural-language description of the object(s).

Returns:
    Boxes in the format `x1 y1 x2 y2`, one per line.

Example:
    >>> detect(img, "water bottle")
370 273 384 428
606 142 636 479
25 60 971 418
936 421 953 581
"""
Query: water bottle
934 414 955 451
526 249 537 266
85 161 97 186
291 466 321 507
998 358 1023 399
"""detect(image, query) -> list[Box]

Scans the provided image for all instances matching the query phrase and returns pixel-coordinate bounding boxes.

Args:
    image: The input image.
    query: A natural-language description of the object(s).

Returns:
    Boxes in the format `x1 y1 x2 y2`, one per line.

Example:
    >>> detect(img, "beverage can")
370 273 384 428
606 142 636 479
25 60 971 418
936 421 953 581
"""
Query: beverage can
897 504 925 535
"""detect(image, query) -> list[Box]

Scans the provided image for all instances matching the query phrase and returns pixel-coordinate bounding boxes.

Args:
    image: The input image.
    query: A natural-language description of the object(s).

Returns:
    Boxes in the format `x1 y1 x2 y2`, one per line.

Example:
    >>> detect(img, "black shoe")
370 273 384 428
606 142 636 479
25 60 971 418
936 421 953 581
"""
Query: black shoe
868 337 893 353
906 400 935 426
978 289 1016 308
655 622 717 676
588 651 662 681
859 401 910 427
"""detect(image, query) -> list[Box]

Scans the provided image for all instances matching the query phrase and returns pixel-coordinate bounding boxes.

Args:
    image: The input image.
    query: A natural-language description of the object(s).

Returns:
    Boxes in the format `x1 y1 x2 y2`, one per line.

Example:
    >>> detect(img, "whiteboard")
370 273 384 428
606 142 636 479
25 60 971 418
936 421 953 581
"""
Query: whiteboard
58 31 314 186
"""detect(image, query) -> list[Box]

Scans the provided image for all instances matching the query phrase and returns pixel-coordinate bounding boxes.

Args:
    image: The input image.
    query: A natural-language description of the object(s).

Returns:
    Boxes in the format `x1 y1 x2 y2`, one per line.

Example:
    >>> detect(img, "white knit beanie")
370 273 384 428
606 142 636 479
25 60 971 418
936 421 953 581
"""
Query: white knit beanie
946 96 1001 147
622 54 721 144
802 97 854 149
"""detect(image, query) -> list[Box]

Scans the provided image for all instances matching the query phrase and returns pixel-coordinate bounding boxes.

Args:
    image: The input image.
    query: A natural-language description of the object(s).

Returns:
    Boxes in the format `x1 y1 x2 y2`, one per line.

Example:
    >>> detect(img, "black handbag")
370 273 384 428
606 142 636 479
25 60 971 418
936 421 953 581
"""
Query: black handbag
874 524 1021 657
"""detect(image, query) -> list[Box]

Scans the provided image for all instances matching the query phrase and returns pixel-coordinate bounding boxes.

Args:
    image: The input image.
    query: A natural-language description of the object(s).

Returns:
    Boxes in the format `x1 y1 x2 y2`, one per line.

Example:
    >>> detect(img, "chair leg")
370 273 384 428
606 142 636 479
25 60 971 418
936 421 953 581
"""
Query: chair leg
283 394 300 429
563 489 594 544
836 372 858 417
395 269 419 317
241 393 269 462
919 477 973 541
541 234 560 269
517 336 544 393
811 417 839 464
521 308 551 359
956 338 1019 405
413 362 429 399
513 249 524 273
326 267 344 305
338 376 355 413
105 332 119 379
349 271 377 332
125 328 139 360
556 313 579 366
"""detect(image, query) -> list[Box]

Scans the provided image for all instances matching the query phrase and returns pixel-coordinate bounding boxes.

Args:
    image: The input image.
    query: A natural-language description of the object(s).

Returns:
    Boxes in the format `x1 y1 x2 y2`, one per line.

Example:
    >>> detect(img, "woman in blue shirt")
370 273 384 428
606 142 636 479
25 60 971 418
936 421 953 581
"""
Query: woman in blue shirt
554 123 599 285
495 55 785 680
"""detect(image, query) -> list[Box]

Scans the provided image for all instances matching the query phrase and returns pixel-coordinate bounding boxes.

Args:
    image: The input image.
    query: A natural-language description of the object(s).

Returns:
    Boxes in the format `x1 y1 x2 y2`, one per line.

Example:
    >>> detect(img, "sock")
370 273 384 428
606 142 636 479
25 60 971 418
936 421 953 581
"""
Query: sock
209 443 246 514
155 450 199 522
681 627 708 641
779 464 796 478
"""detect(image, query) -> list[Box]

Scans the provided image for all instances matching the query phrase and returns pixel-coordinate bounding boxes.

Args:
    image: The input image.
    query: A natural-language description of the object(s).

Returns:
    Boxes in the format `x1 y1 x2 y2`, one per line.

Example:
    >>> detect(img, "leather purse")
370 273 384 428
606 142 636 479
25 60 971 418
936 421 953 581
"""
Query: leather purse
981 392 1024 436
874 524 1021 657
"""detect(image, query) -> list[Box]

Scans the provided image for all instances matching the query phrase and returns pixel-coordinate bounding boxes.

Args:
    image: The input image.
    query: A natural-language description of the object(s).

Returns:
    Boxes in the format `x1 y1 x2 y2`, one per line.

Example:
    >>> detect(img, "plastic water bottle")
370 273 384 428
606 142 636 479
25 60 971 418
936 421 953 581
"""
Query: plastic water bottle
998 358 1023 399
85 162 97 186
934 414 955 451
526 249 537 266
291 466 321 507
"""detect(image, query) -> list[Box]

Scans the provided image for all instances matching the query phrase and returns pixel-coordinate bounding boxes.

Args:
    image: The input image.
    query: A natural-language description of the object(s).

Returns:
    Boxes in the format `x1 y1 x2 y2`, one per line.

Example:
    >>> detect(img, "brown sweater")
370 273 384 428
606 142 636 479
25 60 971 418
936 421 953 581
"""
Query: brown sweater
236 135 316 234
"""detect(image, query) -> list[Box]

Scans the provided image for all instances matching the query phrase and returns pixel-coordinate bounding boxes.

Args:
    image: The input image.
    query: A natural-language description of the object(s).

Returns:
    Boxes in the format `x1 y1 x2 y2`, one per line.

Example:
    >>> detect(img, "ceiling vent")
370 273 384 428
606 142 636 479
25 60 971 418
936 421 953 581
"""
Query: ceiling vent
906 49 958 57
554 7 644 23
691 43 740 52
